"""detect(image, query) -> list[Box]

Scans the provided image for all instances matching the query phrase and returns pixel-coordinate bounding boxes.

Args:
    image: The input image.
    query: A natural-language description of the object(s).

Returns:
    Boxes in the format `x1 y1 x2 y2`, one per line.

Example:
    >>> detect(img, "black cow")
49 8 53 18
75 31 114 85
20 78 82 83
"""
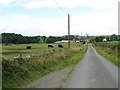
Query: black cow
83 41 86 44
26 46 31 49
48 45 54 48
58 45 63 48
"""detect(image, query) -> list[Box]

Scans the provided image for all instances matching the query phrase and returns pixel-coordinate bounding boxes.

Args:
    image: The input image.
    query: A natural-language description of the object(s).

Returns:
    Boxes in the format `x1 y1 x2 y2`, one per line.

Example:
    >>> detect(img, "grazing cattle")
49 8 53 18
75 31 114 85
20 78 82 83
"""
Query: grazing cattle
83 41 86 44
48 45 53 48
58 44 63 48
26 46 31 49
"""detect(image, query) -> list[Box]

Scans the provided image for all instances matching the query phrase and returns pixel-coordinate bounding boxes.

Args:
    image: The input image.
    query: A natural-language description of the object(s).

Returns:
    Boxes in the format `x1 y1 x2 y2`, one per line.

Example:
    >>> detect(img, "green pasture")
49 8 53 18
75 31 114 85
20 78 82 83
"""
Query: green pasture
2 42 81 60
2 42 87 88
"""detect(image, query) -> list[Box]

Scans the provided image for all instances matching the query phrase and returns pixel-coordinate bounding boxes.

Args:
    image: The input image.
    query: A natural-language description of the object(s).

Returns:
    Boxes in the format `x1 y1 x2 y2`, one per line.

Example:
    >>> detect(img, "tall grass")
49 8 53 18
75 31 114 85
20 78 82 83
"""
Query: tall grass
2 43 88 88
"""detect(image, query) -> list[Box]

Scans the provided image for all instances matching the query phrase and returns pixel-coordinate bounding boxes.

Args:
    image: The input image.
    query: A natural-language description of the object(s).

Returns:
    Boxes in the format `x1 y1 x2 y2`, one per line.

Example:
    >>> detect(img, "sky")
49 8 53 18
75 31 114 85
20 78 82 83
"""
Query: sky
0 0 119 36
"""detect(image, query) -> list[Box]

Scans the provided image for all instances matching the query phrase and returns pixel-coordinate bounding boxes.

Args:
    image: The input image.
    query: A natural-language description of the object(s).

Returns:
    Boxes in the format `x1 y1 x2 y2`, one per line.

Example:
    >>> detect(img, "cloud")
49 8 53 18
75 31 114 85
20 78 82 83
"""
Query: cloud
70 9 118 35
0 0 119 10
0 8 117 36
0 0 13 6
23 0 55 9
23 0 118 10
0 15 68 36
0 0 118 36
12 14 30 19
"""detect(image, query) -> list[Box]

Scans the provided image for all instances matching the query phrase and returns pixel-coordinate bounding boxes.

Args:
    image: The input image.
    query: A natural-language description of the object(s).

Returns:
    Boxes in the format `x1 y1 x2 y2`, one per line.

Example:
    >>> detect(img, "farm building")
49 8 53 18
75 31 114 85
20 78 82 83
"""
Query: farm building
103 38 107 42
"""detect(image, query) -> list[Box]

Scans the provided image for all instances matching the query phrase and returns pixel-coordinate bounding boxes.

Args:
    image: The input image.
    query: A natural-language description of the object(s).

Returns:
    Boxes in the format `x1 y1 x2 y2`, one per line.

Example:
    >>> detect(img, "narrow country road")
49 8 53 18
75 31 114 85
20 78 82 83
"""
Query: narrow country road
63 43 118 88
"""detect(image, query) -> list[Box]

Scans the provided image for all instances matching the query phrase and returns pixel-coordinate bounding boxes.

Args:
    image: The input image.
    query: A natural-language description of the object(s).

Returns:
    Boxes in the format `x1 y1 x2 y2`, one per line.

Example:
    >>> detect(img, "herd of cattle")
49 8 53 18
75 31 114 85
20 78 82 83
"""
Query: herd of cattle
26 41 86 49
2 42 86 61
26 44 63 49
2 45 64 60
48 44 63 48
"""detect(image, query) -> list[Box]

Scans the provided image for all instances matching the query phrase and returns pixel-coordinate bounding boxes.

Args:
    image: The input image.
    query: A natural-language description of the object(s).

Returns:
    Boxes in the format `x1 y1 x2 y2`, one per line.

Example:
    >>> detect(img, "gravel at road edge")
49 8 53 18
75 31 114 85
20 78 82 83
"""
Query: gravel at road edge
24 67 72 88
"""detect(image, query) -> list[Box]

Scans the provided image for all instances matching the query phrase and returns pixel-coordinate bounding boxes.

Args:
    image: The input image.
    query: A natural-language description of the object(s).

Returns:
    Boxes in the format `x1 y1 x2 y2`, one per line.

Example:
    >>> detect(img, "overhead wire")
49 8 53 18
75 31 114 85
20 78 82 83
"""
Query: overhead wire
52 0 68 14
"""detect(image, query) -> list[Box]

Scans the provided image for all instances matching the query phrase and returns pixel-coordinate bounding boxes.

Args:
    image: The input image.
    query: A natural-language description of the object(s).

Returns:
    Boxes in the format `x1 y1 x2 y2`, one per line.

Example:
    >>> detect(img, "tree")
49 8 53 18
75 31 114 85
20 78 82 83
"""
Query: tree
45 36 56 43
94 36 105 42
41 36 47 43
110 34 117 41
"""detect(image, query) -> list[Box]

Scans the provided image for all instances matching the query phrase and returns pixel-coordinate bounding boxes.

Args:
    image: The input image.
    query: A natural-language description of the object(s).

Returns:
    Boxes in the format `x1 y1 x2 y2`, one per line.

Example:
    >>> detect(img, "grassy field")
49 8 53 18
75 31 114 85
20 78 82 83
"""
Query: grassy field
2 42 88 88
93 41 119 66
2 43 81 60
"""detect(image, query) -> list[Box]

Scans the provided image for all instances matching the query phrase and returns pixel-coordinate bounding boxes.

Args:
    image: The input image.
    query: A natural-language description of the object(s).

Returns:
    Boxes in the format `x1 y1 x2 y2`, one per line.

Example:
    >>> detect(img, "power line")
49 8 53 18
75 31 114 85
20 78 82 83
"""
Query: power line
53 0 71 48
53 0 67 14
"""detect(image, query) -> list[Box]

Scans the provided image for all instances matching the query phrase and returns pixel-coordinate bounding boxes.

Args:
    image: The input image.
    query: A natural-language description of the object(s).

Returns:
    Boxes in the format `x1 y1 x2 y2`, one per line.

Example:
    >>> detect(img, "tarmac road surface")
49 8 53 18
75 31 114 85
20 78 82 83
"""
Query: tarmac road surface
63 43 118 88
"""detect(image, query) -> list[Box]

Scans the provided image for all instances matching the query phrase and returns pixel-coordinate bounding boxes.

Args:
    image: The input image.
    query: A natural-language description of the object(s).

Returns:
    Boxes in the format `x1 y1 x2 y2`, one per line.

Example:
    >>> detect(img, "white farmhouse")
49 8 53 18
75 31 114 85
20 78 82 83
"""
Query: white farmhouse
103 38 107 42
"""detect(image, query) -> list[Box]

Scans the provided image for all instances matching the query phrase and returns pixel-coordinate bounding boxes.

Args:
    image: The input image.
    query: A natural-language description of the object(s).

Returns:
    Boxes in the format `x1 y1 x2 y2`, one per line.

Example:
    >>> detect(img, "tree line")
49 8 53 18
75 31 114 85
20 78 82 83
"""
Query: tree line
90 34 120 42
1 33 80 44
1 33 46 44
1 33 119 44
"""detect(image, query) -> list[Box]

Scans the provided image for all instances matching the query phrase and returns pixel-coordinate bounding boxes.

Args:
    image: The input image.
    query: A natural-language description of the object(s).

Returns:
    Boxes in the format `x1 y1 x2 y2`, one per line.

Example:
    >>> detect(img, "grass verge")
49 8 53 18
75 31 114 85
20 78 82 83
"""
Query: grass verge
92 43 119 67
3 44 88 88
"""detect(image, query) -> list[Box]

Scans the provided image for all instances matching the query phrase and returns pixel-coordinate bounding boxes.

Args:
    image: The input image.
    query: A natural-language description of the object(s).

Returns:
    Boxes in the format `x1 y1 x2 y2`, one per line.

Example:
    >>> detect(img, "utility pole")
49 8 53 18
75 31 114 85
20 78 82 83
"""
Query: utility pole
68 14 70 48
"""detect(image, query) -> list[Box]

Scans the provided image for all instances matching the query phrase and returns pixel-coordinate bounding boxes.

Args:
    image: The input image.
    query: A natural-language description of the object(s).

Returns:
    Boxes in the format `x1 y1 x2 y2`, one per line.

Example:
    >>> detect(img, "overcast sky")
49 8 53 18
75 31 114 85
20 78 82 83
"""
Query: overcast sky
0 0 119 36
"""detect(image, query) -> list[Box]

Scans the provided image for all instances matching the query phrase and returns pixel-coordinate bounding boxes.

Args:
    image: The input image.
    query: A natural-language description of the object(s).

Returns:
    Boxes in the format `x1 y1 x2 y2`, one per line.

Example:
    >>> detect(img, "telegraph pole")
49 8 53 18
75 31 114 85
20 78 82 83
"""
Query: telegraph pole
68 14 70 48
